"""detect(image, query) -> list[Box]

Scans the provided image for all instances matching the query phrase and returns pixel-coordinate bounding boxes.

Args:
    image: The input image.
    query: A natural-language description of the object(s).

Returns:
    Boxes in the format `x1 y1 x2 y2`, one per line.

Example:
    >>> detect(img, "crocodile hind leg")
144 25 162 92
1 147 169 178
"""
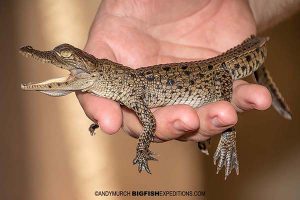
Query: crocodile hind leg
212 67 239 179
213 127 239 179
124 99 158 174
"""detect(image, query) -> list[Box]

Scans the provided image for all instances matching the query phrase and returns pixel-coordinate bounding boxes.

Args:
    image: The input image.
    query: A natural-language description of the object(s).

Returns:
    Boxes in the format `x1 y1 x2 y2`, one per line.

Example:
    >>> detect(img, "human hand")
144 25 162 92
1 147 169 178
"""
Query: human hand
77 0 272 142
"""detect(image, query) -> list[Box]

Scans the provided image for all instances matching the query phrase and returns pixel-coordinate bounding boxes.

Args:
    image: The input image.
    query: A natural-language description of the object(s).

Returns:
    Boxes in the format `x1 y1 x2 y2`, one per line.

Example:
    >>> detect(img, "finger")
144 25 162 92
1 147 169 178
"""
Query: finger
121 106 143 139
178 101 237 141
75 36 122 134
76 92 122 135
121 105 199 141
122 102 237 142
85 38 116 60
157 101 237 141
85 21 117 60
232 80 272 112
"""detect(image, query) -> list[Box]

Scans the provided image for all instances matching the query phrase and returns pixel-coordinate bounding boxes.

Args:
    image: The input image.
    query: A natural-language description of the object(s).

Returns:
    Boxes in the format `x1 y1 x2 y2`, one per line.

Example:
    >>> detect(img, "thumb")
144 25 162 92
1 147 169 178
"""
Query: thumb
84 37 116 60
76 39 122 135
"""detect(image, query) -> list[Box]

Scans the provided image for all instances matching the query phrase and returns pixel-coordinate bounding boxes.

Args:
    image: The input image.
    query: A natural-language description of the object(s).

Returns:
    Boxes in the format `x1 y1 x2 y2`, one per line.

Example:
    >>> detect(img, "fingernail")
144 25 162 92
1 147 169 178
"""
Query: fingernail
173 120 193 132
212 117 232 128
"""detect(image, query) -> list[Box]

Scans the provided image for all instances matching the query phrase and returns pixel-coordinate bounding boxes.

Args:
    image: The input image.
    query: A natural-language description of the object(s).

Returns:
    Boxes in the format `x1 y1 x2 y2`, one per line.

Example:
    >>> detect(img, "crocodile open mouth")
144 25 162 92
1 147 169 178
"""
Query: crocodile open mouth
20 76 73 90
20 45 94 96
20 46 73 91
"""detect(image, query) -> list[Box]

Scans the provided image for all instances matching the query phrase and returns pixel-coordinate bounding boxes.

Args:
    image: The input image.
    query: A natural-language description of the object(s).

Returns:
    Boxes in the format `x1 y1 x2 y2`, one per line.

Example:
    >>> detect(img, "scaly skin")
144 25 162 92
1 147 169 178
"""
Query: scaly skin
20 35 292 179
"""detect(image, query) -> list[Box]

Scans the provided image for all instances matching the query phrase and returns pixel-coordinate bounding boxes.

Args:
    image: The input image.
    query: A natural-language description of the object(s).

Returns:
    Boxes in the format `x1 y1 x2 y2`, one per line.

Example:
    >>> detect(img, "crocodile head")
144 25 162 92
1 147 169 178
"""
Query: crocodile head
20 44 99 96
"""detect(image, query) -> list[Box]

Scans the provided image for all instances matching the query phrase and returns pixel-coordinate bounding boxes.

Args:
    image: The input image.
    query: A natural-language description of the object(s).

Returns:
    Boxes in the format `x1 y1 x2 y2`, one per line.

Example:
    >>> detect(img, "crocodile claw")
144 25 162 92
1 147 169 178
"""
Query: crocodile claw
133 149 158 174
198 139 211 155
213 128 239 180
89 123 99 136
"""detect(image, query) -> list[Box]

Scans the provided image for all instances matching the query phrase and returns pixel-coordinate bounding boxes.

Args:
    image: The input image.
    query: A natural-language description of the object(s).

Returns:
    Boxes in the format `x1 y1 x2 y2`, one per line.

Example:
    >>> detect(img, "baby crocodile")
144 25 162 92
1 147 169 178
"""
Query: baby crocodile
20 35 291 179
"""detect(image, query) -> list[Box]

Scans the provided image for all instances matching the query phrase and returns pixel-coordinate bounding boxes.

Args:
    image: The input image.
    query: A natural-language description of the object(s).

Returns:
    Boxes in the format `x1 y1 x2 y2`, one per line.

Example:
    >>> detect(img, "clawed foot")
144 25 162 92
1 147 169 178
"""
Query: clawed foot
198 139 211 155
133 149 158 174
89 123 99 136
213 129 239 180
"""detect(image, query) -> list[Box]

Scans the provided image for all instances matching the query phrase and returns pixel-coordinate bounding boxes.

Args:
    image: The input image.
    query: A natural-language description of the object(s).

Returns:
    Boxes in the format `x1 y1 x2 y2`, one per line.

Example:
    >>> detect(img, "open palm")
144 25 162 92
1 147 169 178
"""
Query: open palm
77 0 271 141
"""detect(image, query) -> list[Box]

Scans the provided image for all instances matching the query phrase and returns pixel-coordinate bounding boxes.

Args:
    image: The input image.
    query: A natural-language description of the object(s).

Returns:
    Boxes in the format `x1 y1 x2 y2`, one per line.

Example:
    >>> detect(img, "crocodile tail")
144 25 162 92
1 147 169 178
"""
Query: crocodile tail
253 66 292 120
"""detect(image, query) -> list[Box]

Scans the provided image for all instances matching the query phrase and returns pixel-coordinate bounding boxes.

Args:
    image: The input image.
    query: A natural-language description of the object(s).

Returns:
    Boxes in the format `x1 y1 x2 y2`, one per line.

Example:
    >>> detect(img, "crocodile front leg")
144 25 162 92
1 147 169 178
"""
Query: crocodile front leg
89 123 99 136
124 98 158 174
197 139 210 155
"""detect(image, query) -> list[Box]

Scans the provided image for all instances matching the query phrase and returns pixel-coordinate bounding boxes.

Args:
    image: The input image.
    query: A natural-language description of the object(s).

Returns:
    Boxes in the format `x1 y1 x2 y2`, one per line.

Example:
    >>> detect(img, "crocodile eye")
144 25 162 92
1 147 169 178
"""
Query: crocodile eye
60 50 72 58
